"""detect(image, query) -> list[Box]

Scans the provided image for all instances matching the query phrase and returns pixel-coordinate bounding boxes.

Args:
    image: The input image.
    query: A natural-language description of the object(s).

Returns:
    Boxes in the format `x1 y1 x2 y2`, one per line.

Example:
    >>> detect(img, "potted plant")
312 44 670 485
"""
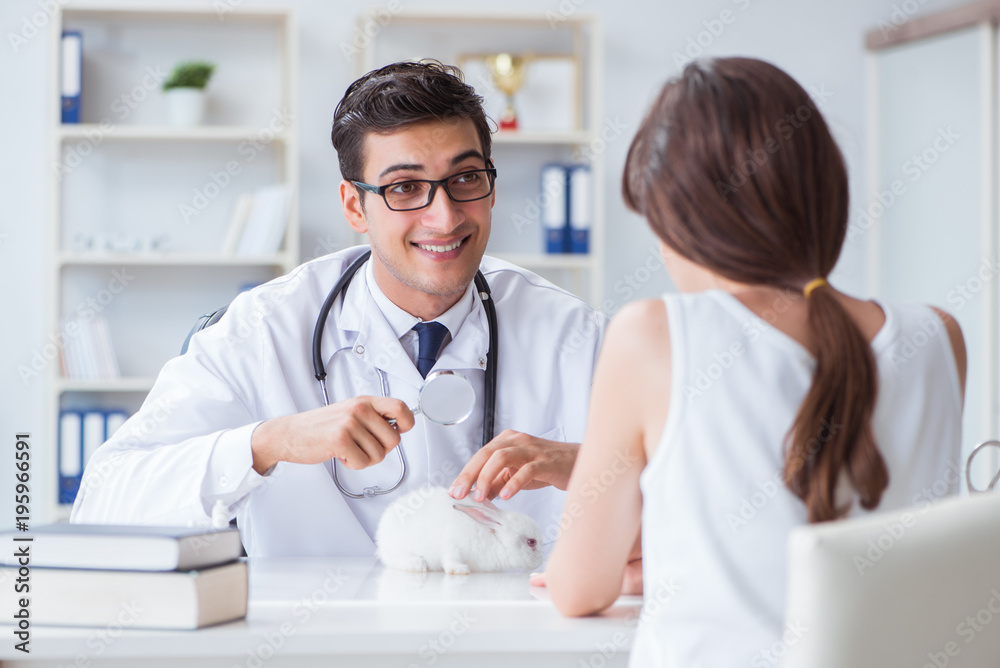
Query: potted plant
162 60 215 127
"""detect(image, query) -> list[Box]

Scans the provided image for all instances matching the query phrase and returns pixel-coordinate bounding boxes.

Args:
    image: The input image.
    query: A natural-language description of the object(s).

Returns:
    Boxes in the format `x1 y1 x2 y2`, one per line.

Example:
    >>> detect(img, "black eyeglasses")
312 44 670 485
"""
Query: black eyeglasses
352 167 497 212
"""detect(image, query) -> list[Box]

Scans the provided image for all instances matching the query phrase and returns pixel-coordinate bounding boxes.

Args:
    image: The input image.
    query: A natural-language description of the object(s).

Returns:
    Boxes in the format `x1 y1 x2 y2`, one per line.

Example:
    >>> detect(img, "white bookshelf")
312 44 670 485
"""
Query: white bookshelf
57 124 294 142
46 5 299 522
59 253 292 267
354 11 605 305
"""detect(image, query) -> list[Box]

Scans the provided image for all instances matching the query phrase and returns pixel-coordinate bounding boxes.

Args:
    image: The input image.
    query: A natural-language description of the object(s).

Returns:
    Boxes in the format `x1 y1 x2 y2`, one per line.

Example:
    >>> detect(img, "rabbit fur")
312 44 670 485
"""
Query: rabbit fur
375 486 543 575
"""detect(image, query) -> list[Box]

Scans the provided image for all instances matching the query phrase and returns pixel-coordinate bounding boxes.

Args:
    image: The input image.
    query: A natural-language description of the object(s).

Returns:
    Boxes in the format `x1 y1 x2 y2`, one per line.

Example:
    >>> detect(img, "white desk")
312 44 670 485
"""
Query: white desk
2 558 642 667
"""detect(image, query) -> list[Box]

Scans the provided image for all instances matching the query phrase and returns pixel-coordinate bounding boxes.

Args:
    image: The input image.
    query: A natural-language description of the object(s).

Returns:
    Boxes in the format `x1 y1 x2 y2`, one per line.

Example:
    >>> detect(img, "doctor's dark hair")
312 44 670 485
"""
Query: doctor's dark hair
330 60 493 183
623 57 887 523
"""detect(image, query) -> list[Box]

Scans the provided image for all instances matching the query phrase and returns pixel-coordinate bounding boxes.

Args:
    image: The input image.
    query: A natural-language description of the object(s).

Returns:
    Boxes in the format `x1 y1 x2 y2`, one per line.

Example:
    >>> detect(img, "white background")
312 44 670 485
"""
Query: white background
0 0 970 525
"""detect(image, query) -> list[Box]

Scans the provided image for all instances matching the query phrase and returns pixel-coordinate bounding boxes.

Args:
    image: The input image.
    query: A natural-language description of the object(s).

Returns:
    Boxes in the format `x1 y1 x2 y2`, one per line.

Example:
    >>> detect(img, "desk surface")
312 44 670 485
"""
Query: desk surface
5 558 642 668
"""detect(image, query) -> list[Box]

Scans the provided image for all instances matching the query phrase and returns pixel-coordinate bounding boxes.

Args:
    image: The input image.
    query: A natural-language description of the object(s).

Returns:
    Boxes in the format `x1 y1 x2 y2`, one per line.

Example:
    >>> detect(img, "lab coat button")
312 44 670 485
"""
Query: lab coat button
219 476 229 487
478 357 487 368
355 345 365 355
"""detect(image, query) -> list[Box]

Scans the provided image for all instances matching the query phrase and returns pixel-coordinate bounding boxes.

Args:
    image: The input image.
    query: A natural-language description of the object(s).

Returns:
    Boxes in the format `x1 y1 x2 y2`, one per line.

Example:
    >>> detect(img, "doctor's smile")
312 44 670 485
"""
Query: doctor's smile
412 235 470 258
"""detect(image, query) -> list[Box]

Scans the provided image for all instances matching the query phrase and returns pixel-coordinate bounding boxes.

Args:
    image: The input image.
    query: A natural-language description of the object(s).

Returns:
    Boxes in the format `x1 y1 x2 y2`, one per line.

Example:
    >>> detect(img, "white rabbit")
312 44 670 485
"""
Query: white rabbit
375 486 543 575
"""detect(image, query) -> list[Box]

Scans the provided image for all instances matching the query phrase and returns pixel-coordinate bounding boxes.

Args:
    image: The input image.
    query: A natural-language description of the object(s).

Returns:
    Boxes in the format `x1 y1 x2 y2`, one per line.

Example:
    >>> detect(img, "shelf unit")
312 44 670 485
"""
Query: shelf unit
354 11 604 305
46 5 298 522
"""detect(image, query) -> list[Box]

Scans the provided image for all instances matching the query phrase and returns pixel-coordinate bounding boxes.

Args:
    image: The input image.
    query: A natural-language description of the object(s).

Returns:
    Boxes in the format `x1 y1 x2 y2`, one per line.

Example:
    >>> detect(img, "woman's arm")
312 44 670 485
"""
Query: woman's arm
546 298 671 616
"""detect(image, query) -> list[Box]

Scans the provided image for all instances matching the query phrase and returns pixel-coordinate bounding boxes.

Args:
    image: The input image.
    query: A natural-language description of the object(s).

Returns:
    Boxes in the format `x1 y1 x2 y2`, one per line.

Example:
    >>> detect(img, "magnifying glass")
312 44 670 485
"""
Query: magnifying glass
388 370 476 427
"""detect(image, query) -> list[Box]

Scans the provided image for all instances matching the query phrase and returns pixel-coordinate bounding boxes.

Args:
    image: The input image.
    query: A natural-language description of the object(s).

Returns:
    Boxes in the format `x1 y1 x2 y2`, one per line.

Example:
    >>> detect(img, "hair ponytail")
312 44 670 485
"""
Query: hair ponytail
784 285 888 522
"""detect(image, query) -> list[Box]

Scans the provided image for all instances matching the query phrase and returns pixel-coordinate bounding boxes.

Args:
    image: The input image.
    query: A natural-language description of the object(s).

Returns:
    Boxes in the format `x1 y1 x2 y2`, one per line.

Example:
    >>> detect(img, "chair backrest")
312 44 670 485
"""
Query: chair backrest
782 492 1000 667
179 305 229 354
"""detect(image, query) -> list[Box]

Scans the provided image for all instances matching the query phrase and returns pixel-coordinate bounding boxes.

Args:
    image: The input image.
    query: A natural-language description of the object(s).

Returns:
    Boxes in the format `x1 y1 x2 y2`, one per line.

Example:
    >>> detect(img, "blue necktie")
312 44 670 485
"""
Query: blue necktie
413 321 449 379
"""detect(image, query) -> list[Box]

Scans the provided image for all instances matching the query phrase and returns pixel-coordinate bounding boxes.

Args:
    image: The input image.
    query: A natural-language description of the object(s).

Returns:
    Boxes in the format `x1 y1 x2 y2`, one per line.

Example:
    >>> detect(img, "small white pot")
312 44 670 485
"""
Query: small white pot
164 88 207 127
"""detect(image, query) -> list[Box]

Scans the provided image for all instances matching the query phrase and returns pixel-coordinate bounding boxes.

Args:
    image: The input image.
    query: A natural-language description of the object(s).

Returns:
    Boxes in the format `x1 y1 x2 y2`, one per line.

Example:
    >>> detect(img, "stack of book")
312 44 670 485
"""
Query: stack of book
1 525 247 629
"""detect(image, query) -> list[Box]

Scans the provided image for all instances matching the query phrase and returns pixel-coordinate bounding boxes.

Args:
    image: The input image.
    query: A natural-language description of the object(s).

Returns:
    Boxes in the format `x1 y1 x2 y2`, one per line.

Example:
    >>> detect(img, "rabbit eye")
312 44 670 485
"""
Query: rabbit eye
526 538 538 548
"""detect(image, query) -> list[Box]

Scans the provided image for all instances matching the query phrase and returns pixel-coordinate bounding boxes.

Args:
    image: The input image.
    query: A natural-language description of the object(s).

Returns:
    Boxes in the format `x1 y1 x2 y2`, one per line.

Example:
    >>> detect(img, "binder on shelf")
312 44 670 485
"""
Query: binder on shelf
541 164 569 254
105 410 129 440
59 412 83 504
61 31 82 124
82 411 107 469
568 164 591 254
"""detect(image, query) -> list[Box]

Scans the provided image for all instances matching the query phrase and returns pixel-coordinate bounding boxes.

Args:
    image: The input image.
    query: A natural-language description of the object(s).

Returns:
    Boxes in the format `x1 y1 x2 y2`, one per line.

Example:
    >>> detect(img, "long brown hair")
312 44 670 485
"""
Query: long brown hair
623 58 887 522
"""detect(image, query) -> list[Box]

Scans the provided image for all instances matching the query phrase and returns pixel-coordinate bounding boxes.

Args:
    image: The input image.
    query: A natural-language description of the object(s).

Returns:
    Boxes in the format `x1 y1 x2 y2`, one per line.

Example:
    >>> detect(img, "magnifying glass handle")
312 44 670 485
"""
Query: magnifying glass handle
386 405 420 429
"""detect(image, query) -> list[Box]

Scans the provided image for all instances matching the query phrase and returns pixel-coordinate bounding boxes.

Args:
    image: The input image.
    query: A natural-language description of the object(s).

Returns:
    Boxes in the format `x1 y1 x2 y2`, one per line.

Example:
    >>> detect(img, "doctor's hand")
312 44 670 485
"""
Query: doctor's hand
250 396 415 475
448 430 579 502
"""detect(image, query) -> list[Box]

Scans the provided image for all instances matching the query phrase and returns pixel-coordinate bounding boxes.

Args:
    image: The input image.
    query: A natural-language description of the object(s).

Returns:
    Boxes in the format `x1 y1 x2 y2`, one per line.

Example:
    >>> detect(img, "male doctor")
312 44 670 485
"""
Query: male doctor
71 61 607 558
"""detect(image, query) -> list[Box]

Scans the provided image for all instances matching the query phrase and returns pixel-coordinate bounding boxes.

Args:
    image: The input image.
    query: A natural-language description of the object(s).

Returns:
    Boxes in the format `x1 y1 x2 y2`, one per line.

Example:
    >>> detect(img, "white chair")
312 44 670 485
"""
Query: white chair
782 492 1000 667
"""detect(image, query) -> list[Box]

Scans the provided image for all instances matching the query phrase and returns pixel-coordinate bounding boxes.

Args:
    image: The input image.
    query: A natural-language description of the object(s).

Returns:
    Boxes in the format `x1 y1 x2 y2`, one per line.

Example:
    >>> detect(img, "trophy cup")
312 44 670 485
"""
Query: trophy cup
484 53 532 131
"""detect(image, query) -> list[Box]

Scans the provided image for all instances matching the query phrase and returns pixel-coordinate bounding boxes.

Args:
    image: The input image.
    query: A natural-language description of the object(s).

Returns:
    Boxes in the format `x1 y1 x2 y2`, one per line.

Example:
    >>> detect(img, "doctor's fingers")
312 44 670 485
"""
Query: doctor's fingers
487 463 547 500
449 430 533 500
335 426 392 469
321 398 404 468
367 395 416 433
346 407 409 468
472 443 539 502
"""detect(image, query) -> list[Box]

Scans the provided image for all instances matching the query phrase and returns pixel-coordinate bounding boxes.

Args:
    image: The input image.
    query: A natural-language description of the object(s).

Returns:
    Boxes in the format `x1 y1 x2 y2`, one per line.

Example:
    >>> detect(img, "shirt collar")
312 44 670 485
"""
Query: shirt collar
364 258 476 340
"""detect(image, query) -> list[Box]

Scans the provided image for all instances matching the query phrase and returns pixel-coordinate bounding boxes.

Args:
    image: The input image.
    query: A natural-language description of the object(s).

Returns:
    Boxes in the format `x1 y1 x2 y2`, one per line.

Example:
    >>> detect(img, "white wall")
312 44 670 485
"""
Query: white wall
0 0 969 524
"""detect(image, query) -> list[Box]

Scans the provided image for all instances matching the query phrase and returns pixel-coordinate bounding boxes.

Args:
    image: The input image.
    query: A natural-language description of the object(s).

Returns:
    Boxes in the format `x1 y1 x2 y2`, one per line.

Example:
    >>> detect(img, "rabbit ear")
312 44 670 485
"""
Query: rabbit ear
453 504 502 527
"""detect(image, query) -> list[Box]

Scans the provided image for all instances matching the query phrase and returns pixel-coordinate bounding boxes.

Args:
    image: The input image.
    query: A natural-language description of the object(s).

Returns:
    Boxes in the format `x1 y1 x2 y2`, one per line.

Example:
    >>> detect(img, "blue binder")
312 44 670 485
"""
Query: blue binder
61 31 82 124
567 164 591 254
541 164 570 253
58 411 83 504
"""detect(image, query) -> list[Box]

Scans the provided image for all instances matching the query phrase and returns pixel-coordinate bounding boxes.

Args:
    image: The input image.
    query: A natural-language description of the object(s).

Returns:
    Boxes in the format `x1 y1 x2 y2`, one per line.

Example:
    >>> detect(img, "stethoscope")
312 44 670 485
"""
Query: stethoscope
966 440 1000 493
312 250 499 499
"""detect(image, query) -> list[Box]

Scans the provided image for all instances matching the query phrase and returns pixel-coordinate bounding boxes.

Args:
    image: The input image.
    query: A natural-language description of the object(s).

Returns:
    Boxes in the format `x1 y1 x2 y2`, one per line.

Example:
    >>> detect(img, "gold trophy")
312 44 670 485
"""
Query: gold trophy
484 53 532 131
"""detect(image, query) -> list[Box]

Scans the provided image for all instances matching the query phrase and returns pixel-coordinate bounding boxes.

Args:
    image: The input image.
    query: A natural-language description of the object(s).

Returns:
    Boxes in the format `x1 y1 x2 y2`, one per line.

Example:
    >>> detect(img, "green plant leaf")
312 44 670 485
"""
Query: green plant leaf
163 61 215 91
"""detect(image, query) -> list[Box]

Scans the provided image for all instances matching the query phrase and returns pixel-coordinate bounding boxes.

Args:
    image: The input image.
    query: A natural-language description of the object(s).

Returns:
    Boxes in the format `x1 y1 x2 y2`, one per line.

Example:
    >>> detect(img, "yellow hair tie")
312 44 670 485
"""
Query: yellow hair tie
803 277 828 299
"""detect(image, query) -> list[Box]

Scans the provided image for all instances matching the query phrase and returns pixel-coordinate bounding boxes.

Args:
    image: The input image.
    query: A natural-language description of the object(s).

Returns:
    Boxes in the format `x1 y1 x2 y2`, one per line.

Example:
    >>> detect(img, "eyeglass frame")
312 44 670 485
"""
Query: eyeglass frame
351 163 498 212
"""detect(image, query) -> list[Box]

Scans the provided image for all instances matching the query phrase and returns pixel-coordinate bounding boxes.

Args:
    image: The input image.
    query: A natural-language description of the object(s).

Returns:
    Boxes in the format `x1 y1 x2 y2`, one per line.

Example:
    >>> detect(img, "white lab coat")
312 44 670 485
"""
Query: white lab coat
71 246 607 557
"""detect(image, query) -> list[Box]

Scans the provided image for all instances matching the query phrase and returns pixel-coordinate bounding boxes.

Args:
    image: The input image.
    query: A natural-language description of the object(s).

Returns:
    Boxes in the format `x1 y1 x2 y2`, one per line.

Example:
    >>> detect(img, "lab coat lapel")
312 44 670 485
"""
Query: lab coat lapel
434 297 490 373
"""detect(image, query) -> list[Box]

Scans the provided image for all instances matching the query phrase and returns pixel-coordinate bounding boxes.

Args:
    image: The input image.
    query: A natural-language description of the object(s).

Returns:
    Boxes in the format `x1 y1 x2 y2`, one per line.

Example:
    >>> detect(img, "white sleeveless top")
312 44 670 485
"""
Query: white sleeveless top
631 290 963 667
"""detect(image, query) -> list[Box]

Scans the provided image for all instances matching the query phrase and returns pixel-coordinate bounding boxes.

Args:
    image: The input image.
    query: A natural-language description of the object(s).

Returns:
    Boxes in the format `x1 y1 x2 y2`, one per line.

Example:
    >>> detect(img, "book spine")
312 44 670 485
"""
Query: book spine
61 31 82 124
91 315 121 378
541 164 569 254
